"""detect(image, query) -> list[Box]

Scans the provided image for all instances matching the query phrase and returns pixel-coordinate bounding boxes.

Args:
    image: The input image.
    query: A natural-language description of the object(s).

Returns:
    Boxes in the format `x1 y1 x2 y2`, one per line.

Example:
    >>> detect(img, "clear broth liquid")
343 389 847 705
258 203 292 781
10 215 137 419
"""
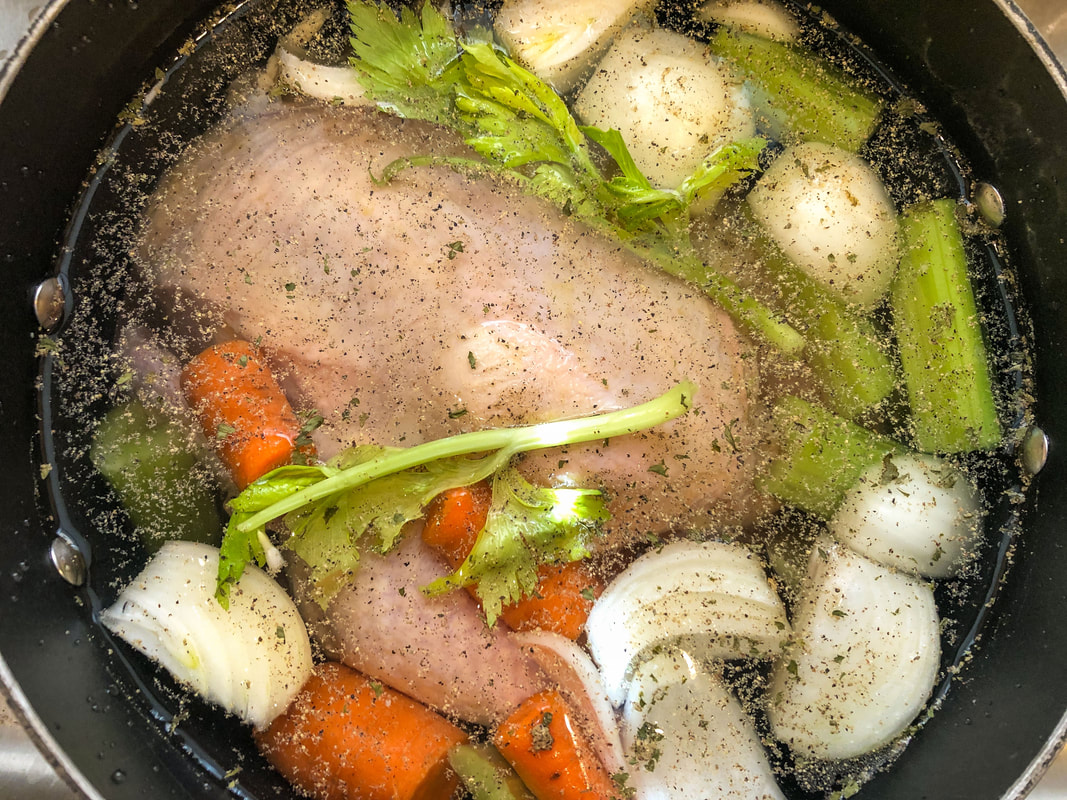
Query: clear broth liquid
39 0 1032 797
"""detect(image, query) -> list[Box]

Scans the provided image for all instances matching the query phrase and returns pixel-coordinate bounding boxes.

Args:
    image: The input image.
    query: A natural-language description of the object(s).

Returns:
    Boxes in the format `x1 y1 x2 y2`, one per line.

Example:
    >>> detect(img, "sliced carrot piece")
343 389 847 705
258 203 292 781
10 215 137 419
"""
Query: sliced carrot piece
256 662 467 800
181 340 307 489
493 689 618 800
499 563 603 642
422 481 493 567
422 483 600 640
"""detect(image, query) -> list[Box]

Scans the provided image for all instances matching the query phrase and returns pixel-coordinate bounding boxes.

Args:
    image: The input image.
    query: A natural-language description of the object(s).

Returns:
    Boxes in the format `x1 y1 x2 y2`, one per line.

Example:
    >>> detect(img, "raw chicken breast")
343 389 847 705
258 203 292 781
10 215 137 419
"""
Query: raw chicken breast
140 99 758 543
292 532 548 725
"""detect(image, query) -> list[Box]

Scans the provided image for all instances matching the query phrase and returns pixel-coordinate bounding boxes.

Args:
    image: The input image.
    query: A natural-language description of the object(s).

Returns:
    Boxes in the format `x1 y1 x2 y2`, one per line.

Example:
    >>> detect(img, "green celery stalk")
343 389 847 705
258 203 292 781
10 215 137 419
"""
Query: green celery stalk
761 395 901 517
711 29 883 152
216 381 695 606
90 400 222 548
628 241 806 356
448 743 534 800
236 381 696 533
761 246 897 417
890 199 1002 452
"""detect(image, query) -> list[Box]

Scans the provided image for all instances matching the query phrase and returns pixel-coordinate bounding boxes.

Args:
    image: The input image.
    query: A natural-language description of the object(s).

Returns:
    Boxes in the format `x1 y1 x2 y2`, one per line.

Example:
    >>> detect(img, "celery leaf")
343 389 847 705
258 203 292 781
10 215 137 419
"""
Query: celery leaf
286 450 505 604
214 382 695 607
347 0 461 123
216 465 329 606
423 467 609 625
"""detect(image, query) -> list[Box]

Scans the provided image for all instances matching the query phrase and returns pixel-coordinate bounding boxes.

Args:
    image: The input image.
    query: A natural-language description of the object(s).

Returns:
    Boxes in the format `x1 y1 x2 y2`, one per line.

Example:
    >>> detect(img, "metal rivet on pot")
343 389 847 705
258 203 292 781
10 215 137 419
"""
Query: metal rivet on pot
50 533 86 587
974 182 1006 228
33 276 67 332
1020 425 1048 475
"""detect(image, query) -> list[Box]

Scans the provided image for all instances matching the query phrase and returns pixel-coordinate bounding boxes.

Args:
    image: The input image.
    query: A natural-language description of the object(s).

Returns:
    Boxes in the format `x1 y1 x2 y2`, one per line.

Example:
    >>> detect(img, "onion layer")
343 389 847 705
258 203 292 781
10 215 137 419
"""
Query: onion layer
585 539 790 706
495 0 652 92
267 7 369 107
748 142 899 308
621 649 785 800
275 48 369 107
828 452 982 578
697 0 800 42
767 539 939 760
101 541 313 730
575 26 755 188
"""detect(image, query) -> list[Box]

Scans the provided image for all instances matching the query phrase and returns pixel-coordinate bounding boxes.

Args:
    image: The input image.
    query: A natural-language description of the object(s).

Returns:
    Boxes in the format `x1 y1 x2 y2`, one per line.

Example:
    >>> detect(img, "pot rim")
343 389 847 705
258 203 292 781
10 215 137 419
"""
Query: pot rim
989 6 1067 799
0 652 99 800
0 0 69 107
1010 714 1067 799
1000 0 1067 96
1 1 1065 798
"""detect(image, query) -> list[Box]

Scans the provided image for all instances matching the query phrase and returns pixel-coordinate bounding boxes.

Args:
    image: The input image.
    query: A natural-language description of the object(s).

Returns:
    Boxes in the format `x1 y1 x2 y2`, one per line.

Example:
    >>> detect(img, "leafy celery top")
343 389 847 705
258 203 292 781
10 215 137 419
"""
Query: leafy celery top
218 383 696 623
346 0 803 355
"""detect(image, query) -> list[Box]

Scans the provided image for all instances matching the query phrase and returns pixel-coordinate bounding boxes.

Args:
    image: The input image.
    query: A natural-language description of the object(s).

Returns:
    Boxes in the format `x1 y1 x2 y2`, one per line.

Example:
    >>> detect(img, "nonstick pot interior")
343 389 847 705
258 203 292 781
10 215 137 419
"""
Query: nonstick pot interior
1 1 1066 798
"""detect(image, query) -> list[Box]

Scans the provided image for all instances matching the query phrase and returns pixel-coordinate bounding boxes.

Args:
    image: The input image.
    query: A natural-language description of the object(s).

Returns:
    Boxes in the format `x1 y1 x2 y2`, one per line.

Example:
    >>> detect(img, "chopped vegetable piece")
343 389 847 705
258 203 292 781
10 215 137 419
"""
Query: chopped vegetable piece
509 631 627 776
828 451 982 578
761 396 902 517
275 8 370 107
500 563 603 641
101 541 313 730
422 481 494 564
493 0 648 93
423 468 608 627
217 381 693 607
697 0 800 43
422 482 603 638
767 538 940 760
181 340 309 489
711 28 884 151
449 742 535 800
585 539 789 706
347 0 461 124
494 689 617 800
90 399 221 547
621 649 785 799
891 199 1002 452
574 26 756 188
747 141 900 309
757 242 897 417
256 661 468 800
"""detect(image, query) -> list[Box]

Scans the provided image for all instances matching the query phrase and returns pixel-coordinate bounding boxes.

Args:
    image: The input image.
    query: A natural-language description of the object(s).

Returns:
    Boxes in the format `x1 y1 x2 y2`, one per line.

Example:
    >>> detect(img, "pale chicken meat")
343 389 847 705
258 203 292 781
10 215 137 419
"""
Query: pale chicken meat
140 99 759 544
291 533 549 725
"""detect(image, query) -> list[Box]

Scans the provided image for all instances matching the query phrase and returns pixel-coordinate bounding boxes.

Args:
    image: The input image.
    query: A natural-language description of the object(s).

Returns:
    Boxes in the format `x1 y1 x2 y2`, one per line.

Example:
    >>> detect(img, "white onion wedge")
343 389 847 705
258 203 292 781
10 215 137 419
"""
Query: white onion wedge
585 539 790 707
101 541 313 730
747 141 899 308
574 26 755 188
494 0 652 93
275 49 369 107
828 452 982 578
266 7 369 107
767 539 940 760
696 0 800 42
510 630 626 775
621 649 785 800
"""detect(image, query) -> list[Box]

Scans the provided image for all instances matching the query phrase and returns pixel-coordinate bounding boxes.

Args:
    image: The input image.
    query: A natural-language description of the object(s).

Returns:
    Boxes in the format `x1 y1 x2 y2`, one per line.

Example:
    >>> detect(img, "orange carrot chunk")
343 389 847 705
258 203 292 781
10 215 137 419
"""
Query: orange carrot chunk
421 482 493 568
499 562 603 642
256 662 468 800
422 484 600 640
181 340 306 489
493 689 617 800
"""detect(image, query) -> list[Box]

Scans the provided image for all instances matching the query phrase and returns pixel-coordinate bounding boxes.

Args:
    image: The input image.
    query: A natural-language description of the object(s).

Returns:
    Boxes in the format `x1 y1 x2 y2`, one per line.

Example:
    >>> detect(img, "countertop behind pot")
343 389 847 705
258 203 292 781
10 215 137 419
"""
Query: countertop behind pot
1 0 1066 799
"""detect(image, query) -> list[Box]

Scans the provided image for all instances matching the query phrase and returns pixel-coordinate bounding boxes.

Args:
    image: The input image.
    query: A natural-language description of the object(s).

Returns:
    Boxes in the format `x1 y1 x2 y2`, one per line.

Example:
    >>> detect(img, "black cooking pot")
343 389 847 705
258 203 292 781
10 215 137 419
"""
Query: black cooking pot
1 0 1066 798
